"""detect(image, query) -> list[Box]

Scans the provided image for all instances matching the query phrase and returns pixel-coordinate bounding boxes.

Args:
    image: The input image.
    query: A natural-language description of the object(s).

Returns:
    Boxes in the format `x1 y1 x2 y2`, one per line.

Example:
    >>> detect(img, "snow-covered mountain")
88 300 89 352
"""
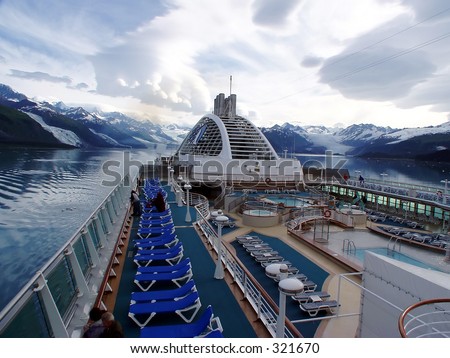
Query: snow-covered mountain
1 83 449 161
0 84 190 149
261 121 450 161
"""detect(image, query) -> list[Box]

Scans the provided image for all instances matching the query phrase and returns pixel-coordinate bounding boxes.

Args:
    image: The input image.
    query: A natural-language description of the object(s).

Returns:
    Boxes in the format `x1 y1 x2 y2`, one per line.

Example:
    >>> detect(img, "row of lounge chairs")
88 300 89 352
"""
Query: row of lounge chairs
236 234 338 317
127 179 223 338
366 209 426 229
380 226 450 248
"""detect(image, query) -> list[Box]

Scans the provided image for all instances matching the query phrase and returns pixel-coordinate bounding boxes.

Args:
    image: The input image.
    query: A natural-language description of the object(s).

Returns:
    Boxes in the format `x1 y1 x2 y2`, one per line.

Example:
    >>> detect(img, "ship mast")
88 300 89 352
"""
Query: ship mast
229 75 233 119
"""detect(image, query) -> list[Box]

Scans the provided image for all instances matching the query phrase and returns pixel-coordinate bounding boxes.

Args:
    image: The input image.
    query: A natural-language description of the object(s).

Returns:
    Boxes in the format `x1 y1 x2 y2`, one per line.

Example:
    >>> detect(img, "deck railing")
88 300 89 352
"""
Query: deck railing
0 174 134 338
399 298 450 338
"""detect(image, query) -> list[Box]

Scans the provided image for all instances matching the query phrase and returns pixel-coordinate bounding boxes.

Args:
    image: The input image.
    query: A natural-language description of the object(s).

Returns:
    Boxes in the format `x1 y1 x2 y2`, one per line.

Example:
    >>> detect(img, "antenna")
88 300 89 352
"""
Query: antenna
228 75 233 118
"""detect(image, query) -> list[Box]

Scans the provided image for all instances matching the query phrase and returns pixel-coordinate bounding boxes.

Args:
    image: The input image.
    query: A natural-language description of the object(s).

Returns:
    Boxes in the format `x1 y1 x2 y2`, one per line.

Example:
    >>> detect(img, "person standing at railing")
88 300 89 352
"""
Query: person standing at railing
130 190 142 217
82 307 106 338
99 312 124 338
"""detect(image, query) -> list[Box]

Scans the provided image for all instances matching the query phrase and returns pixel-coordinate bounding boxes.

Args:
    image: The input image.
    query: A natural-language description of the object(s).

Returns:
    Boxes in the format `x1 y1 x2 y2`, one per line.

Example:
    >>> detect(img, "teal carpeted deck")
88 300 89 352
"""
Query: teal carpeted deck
231 231 329 338
113 184 256 338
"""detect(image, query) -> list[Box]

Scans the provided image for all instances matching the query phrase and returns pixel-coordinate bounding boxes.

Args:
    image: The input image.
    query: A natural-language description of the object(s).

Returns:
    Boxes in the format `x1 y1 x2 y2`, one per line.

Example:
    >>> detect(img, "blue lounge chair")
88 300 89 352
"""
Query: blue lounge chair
139 216 173 228
134 235 179 250
129 291 202 327
136 258 191 274
133 247 183 267
200 329 225 338
299 300 339 317
133 264 192 291
140 209 172 219
139 305 222 338
136 241 183 255
134 231 177 243
131 279 196 303
137 225 175 239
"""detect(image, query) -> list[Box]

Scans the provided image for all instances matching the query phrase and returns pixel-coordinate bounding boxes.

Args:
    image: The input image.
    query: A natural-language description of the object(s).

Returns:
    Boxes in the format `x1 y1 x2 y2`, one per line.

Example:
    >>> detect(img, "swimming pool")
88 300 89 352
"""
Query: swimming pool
242 209 278 227
243 209 277 217
354 247 443 272
265 196 310 207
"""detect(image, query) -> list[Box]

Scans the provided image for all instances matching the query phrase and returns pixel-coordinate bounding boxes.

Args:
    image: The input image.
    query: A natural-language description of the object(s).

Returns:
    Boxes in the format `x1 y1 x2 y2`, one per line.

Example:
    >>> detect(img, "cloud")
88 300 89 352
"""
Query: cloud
319 45 436 101
318 2 450 113
301 55 323 68
73 82 89 90
252 0 304 27
9 70 72 85
1 0 450 129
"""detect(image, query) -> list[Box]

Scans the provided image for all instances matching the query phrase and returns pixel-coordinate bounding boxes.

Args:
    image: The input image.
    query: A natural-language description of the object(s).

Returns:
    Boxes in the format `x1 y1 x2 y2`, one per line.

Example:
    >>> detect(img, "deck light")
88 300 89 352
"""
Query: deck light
169 168 174 191
184 183 192 222
276 277 304 338
441 179 449 195
214 215 229 279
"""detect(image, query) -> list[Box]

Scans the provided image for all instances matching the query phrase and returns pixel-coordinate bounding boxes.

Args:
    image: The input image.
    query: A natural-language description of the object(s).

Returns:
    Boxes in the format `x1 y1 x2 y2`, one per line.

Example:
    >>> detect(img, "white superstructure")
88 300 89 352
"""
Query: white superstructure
174 93 302 186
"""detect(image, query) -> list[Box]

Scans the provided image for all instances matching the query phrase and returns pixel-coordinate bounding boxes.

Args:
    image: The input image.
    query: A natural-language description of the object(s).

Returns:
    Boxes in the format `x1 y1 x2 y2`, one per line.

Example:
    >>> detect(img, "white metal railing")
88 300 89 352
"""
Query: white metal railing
0 174 134 337
399 298 450 338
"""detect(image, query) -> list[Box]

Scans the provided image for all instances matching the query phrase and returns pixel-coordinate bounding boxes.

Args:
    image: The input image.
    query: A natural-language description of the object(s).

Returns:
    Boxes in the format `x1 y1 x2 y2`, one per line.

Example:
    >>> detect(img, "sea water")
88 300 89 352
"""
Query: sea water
0 147 169 311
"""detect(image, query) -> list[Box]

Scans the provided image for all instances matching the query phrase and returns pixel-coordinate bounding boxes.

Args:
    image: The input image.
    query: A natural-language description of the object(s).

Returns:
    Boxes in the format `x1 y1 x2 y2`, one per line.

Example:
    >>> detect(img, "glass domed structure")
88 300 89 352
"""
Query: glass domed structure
173 93 302 188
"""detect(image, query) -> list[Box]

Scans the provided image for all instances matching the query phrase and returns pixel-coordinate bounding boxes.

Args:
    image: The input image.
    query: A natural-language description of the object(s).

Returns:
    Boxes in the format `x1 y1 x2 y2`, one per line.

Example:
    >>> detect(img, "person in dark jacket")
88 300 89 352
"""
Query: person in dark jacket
130 190 141 217
99 312 124 338
82 307 106 338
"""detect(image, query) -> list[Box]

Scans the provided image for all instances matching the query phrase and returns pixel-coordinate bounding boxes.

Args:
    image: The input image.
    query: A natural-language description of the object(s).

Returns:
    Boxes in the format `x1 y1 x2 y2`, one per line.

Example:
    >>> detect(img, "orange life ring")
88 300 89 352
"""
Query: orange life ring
265 177 271 184
324 210 331 218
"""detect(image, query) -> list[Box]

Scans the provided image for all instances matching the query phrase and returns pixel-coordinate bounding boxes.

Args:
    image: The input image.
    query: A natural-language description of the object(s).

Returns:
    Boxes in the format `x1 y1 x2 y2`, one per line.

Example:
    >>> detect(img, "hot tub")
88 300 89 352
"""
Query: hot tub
242 209 279 227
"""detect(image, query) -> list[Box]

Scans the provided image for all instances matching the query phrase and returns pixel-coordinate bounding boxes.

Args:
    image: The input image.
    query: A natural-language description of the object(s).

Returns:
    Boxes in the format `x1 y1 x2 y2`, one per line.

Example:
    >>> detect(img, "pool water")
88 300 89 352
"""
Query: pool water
354 247 442 272
243 209 277 217
266 196 309 207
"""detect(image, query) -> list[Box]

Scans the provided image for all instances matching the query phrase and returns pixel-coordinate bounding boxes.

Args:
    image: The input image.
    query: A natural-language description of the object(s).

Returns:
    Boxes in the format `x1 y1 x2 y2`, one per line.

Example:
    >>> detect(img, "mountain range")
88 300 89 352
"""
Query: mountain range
1 83 449 162
0 84 188 149
261 121 450 162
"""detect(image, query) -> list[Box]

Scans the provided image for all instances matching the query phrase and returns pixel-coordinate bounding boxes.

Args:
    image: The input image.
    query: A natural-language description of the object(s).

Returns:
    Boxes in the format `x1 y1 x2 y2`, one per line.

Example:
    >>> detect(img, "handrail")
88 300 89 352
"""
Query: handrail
93 193 134 309
398 298 450 338
0 173 133 336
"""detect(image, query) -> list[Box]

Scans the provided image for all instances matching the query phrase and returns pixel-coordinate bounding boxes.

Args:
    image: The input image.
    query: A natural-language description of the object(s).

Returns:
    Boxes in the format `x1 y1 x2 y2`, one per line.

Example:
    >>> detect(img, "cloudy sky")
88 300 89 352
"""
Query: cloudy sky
1 0 450 129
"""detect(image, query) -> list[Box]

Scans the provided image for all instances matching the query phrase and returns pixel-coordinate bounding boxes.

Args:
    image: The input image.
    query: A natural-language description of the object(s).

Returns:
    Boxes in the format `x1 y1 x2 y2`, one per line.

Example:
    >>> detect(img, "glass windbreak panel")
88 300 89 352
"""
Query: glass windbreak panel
88 223 100 249
98 211 107 233
73 237 91 275
46 258 77 320
0 294 51 338
434 207 442 219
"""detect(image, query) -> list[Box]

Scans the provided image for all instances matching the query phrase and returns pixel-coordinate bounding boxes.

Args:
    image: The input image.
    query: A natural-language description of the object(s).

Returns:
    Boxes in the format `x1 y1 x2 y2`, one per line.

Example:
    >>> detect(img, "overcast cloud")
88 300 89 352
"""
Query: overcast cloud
0 0 449 128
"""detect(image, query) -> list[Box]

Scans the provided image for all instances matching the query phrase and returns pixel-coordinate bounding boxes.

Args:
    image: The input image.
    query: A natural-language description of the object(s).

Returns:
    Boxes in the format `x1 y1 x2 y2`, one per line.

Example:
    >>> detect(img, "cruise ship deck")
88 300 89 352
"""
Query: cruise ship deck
106 180 366 338
107 183 259 338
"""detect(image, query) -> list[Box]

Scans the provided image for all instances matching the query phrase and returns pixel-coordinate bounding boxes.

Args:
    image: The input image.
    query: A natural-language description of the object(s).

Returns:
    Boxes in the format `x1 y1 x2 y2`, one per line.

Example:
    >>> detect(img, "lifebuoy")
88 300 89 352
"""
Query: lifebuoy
265 177 271 184
324 210 331 218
